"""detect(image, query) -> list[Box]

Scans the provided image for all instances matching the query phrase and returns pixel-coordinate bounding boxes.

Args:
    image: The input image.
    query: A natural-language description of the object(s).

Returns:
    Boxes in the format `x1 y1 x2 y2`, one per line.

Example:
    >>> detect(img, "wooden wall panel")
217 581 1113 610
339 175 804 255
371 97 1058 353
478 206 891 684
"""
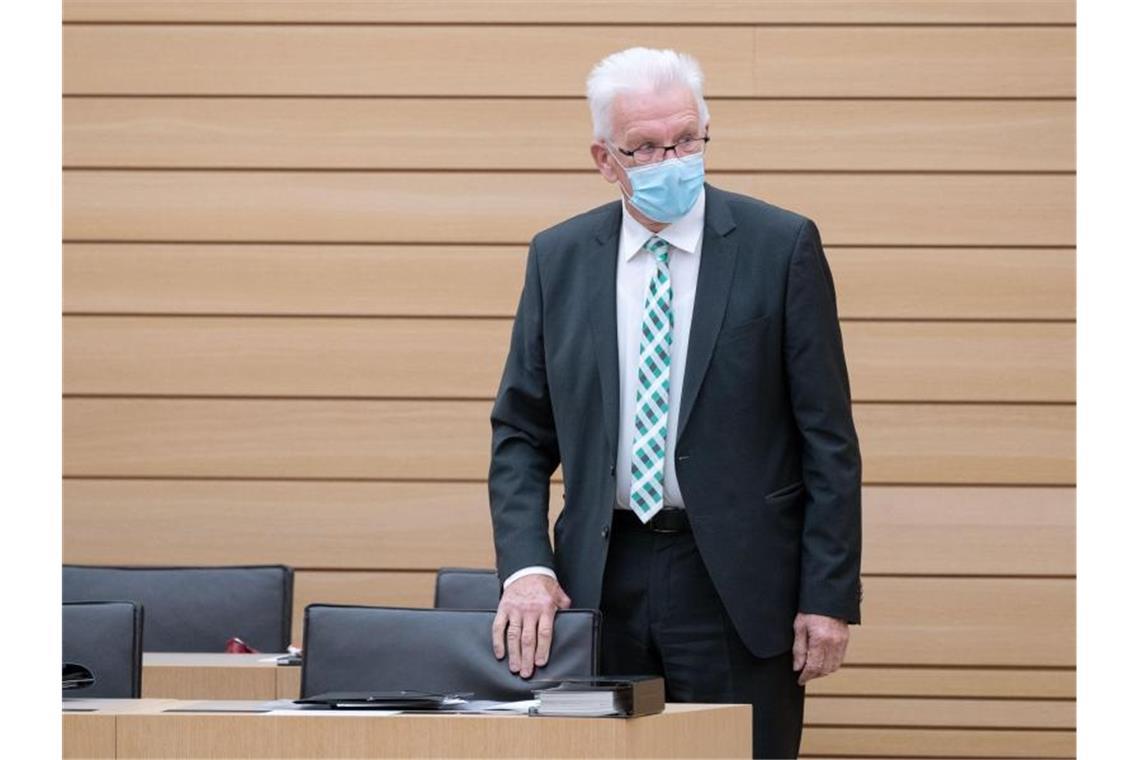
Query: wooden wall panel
62 481 1073 576
63 244 530 318
63 26 1074 97
63 98 1075 172
800 727 1074 758
62 1 1077 25
64 244 1076 320
63 171 1075 246
827 248 1075 321
62 6 1075 754
64 479 507 571
805 697 1073 729
63 398 1075 484
64 317 1075 402
808 666 1074 699
842 322 1074 402
856 404 1073 485
852 577 1074 667
859 486 1073 575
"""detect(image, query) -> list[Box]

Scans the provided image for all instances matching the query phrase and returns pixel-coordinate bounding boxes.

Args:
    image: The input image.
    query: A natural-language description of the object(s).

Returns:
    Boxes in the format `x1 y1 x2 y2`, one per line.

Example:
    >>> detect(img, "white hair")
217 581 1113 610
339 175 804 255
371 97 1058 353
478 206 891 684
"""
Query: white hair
586 47 711 142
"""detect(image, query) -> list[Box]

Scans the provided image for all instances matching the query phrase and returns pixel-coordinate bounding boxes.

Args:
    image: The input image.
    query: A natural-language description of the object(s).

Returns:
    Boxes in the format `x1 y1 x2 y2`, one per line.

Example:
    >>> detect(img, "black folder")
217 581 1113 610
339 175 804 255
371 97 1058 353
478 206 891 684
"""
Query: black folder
295 690 471 710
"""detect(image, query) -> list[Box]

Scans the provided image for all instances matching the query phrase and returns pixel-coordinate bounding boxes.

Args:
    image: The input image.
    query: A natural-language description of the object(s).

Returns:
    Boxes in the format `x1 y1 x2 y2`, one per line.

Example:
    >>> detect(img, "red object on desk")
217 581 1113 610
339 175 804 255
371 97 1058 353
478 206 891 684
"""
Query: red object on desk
224 637 260 654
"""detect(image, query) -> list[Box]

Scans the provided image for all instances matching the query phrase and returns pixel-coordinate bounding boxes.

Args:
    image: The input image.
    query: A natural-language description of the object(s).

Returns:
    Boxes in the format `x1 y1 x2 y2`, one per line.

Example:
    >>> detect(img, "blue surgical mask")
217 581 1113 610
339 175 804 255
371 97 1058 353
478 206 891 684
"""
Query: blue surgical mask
611 149 705 224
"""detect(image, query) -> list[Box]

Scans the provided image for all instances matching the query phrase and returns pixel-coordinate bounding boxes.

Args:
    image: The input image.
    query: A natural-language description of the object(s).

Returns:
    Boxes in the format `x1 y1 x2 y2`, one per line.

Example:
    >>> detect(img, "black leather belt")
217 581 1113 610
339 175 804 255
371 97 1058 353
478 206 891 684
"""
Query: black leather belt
613 507 690 533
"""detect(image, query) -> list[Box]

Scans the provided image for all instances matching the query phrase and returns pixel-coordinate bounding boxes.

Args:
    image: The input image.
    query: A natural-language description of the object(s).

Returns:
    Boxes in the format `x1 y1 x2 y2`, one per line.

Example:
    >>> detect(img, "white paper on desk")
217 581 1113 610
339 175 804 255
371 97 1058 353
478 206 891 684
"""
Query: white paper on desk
456 699 539 714
163 700 283 713
267 707 403 716
63 698 140 712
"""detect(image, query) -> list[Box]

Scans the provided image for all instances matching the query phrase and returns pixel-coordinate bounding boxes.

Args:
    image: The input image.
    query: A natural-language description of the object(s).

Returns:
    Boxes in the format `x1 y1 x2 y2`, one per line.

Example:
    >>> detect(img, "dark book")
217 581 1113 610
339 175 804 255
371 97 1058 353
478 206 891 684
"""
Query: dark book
531 675 665 718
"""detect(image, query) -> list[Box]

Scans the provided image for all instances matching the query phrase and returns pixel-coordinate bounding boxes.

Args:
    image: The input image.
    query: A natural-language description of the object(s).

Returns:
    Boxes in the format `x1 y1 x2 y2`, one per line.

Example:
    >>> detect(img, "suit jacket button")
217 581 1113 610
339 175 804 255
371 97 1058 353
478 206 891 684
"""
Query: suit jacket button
609 464 616 476
601 526 610 540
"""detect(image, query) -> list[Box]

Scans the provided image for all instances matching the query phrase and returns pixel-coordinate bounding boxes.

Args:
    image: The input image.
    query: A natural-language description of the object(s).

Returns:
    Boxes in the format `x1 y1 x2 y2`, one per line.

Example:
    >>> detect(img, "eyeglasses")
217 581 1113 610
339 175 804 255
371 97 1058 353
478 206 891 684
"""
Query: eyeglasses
612 134 711 166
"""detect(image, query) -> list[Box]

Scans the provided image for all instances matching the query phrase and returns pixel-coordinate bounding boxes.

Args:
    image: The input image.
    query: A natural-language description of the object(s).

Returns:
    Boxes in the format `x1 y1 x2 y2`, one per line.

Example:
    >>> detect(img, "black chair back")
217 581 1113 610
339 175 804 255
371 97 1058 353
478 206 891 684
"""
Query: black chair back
433 567 501 609
63 565 293 652
300 604 600 700
62 601 143 698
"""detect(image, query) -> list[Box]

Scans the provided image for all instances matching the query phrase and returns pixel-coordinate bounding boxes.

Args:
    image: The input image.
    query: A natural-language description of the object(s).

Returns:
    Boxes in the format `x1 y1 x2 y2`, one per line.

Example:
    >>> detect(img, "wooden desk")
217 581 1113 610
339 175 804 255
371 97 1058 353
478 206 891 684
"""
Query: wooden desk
62 699 751 759
63 699 179 759
142 653 301 699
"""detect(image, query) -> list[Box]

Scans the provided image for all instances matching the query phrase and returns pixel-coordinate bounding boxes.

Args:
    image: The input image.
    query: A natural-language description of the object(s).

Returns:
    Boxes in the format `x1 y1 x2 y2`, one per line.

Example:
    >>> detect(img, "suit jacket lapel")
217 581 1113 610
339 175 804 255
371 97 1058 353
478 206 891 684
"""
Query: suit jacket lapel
587 202 623 460
677 184 738 442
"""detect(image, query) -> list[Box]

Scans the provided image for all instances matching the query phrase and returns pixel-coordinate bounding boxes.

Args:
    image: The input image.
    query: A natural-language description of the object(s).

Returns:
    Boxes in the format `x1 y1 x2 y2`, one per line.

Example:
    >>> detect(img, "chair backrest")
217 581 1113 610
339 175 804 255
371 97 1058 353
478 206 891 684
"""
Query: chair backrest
300 604 600 701
433 567 501 609
62 565 293 652
62 601 143 698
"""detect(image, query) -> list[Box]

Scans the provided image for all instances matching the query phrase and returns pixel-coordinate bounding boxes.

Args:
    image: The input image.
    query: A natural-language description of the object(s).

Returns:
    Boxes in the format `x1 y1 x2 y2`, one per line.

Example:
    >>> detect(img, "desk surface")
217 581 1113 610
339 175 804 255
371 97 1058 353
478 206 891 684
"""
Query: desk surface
145 653 285 668
63 698 751 759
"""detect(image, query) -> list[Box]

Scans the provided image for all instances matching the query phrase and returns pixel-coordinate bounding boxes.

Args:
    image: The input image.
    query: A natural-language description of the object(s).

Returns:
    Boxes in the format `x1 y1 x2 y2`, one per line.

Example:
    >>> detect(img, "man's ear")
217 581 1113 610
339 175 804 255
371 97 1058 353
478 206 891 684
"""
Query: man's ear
590 141 619 184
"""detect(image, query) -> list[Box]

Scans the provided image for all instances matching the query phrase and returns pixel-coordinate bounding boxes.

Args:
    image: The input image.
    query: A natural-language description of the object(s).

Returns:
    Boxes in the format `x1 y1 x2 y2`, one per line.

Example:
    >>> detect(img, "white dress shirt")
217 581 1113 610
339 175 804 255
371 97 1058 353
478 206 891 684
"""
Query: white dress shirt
614 187 704 512
503 189 706 588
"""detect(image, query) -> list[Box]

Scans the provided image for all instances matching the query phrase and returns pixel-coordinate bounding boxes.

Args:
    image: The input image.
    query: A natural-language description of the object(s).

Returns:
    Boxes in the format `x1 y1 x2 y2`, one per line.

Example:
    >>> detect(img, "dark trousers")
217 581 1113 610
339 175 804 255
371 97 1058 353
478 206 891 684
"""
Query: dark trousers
599 510 805 759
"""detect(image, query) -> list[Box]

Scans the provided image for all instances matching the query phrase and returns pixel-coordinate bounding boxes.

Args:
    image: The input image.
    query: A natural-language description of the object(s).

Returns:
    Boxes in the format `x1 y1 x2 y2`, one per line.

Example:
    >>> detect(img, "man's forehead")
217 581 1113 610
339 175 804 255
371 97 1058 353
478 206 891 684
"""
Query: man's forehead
611 87 700 135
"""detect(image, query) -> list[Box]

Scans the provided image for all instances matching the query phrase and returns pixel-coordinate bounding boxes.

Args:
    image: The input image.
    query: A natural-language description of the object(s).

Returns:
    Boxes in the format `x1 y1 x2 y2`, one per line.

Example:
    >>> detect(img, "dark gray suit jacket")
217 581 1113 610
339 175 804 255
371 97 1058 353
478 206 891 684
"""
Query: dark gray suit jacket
488 182 862 658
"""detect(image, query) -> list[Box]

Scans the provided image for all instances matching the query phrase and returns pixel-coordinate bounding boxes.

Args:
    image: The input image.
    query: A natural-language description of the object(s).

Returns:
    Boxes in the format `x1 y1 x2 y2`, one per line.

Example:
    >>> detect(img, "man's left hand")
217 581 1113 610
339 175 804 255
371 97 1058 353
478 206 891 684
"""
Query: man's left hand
791 612 849 686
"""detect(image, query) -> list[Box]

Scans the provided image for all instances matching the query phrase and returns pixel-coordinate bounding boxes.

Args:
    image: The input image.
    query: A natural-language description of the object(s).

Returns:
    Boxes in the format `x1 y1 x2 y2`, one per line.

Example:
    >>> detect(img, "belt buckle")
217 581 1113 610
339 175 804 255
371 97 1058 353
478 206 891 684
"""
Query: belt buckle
649 510 682 534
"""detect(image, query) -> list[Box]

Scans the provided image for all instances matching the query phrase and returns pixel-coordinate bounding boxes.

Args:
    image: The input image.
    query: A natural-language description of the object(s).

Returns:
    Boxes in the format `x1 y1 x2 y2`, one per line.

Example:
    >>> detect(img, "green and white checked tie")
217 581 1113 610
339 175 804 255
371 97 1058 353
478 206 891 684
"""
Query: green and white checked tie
630 236 673 523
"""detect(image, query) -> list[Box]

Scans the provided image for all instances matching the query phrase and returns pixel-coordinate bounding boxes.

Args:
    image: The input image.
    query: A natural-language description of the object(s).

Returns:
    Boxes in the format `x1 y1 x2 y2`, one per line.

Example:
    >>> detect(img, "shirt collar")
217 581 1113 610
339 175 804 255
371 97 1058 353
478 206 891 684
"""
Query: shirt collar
620 186 706 261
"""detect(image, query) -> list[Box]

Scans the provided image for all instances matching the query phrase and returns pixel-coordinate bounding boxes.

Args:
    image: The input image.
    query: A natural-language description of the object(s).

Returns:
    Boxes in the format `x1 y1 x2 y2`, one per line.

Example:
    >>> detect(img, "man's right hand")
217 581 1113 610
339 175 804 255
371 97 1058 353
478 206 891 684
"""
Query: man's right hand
491 574 572 678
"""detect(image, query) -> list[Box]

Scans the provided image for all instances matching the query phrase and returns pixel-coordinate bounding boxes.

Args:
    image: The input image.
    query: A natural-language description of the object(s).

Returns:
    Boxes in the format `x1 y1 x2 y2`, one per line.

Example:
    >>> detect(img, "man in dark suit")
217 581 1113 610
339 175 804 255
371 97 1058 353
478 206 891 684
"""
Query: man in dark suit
488 47 862 759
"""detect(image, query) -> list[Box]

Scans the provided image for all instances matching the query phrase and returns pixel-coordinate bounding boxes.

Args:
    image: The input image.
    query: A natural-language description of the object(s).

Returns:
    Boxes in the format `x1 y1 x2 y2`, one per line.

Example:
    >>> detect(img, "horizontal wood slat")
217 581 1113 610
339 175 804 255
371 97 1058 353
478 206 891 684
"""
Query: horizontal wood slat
61 317 512 398
63 317 1075 402
828 247 1075 321
857 578 1074 667
62 399 1075 484
65 479 505 571
858 403 1073 484
63 26 1074 97
62 1 1077 24
63 98 1075 172
63 244 527 317
800 727 1074 757
63 172 1075 247
63 244 1076 320
859 486 1073 575
808 666 1074 699
62 481 1074 576
805 697 1073 729
843 322 1073 402
291 571 1074 666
